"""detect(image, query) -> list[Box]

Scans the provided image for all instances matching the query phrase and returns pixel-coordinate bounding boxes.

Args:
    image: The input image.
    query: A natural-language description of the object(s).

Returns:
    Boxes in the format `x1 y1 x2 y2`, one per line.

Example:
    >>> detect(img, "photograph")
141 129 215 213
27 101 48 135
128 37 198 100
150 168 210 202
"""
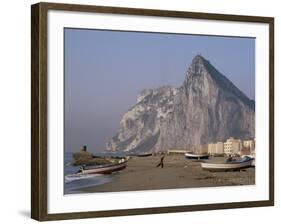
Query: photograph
30 2 274 220
64 28 256 194
1 0 277 223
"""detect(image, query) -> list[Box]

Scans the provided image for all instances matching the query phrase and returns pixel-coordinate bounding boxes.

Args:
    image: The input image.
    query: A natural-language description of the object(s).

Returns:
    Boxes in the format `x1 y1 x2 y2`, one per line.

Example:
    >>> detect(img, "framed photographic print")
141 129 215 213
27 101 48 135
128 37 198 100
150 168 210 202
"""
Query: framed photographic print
31 2 274 221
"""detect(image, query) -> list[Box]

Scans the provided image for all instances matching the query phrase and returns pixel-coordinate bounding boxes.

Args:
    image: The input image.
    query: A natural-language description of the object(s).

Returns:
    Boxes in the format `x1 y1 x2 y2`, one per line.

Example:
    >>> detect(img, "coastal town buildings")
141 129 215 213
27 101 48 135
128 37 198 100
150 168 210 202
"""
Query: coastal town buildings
205 137 255 155
208 143 215 154
243 139 255 151
223 137 242 154
239 147 251 155
208 142 224 154
198 144 208 154
167 149 188 154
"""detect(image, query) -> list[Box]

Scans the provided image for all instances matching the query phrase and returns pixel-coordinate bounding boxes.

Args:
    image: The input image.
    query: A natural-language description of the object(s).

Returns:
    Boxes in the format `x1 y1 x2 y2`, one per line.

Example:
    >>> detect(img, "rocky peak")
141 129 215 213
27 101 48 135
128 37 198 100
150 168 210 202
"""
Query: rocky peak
185 55 207 79
185 55 255 109
106 55 255 153
137 89 153 103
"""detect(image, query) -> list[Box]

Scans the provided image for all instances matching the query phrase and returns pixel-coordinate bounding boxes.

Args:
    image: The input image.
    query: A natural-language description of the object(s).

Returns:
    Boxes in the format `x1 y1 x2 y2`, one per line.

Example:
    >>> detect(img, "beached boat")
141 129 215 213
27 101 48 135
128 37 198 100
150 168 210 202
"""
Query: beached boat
241 155 255 166
201 156 254 171
251 159 255 166
185 152 209 160
79 158 128 174
137 153 153 157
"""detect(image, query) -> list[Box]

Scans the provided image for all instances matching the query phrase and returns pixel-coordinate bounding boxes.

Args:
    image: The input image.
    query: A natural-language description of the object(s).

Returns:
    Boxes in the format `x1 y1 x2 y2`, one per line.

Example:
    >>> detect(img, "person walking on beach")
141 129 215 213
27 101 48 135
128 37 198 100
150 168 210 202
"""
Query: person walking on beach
156 155 165 168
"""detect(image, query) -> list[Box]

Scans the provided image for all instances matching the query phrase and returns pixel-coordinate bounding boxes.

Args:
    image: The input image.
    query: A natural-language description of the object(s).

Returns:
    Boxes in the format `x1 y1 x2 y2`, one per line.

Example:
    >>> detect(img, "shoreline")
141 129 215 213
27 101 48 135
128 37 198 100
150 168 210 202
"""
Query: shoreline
74 154 255 193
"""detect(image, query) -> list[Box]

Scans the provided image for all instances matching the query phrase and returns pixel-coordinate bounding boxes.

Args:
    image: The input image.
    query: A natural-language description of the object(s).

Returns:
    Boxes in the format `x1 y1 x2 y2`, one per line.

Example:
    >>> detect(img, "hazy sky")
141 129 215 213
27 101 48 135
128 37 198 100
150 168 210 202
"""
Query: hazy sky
64 28 255 153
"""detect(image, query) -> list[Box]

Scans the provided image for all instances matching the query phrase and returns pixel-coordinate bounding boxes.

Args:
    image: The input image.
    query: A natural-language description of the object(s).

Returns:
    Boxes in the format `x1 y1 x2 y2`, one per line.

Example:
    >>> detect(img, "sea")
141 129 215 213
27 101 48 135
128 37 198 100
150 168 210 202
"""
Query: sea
64 151 128 194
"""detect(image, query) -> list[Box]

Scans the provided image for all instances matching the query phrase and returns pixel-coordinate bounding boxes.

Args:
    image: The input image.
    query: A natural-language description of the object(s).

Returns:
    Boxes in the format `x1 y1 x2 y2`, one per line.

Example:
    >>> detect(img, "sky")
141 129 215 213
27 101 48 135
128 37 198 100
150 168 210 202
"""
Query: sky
64 28 255 153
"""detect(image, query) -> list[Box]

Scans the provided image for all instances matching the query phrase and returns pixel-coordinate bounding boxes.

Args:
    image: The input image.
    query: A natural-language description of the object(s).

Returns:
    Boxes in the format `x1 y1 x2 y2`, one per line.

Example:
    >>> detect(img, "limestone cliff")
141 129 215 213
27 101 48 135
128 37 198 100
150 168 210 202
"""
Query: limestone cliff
106 55 255 153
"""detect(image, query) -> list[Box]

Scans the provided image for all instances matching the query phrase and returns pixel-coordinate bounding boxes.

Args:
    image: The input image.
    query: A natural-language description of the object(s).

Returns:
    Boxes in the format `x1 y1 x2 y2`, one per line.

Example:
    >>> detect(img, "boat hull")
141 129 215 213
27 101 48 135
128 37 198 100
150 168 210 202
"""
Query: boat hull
185 153 209 160
137 153 153 157
81 161 127 174
201 159 254 171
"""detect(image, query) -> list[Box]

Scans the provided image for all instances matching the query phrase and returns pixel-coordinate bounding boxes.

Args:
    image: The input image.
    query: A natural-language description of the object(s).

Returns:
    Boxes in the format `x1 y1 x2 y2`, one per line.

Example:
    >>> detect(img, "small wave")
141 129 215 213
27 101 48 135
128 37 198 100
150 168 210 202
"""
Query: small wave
65 173 102 183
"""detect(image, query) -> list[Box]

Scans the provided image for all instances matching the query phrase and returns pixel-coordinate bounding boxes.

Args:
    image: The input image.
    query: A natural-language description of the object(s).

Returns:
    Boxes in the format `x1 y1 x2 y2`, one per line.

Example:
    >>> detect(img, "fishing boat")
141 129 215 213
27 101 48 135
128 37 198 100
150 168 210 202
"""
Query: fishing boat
201 156 254 171
251 159 255 166
241 154 255 166
137 153 153 157
185 152 209 160
78 158 128 175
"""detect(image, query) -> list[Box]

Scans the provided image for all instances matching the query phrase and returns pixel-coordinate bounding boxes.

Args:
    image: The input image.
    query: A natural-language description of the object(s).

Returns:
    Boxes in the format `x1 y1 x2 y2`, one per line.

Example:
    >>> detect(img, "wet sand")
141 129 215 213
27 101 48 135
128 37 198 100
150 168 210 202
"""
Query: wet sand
80 154 255 193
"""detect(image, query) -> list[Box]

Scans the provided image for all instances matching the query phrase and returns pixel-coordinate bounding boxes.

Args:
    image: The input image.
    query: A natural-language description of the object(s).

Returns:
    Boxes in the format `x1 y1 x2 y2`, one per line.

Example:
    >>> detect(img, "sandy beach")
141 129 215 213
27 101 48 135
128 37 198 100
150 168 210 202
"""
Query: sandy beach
79 154 255 193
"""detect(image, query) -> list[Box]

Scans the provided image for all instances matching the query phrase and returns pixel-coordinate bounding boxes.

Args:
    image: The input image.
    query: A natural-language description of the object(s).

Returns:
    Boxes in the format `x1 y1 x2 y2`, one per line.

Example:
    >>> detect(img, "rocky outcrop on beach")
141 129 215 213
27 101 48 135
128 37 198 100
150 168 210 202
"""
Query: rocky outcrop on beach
72 146 114 166
106 55 255 153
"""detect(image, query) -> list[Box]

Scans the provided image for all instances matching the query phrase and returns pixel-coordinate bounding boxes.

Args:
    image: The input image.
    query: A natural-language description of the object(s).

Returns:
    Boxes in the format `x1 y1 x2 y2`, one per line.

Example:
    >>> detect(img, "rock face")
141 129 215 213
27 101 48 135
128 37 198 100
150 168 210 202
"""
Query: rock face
106 55 255 153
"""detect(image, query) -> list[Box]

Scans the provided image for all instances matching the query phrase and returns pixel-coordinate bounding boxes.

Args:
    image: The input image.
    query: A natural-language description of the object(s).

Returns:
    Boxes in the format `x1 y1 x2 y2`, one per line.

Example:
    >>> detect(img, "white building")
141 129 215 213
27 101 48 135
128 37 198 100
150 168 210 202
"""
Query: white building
208 142 224 154
223 137 242 155
216 142 224 154
167 149 187 155
243 139 255 151
208 143 216 154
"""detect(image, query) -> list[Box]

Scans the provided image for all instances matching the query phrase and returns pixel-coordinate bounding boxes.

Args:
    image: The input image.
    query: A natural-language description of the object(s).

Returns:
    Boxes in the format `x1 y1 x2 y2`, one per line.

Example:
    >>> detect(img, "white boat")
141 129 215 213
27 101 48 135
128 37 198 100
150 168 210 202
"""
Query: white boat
242 155 255 166
185 152 209 160
201 156 254 171
137 153 153 157
79 158 128 174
